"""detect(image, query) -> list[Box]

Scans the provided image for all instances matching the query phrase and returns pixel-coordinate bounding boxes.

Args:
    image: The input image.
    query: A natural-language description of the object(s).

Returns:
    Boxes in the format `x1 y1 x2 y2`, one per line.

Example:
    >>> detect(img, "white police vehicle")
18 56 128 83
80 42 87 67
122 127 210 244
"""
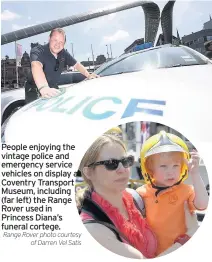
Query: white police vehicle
2 43 212 144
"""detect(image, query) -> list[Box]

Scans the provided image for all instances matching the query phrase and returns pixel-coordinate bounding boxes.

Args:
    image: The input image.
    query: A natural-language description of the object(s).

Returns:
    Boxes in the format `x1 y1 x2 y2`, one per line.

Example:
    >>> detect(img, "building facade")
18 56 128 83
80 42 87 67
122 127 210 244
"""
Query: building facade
96 54 106 65
182 25 212 54
80 54 107 71
204 17 212 30
1 52 31 90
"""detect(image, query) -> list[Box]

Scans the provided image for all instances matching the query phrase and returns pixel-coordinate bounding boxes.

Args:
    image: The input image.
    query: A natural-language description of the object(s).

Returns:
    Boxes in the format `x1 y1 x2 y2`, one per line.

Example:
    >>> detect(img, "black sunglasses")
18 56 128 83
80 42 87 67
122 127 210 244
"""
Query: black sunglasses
54 59 60 71
88 155 134 171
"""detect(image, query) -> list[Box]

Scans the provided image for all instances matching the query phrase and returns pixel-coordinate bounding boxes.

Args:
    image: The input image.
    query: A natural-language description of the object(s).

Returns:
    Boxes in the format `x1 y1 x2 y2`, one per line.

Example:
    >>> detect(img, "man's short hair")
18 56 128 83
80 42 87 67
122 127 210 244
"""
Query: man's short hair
49 28 66 42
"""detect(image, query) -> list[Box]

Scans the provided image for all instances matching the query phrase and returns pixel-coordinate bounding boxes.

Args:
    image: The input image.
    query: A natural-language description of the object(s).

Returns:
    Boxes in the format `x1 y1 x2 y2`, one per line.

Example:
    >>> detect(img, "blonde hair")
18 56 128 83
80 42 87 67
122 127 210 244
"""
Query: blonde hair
49 28 66 42
76 134 126 210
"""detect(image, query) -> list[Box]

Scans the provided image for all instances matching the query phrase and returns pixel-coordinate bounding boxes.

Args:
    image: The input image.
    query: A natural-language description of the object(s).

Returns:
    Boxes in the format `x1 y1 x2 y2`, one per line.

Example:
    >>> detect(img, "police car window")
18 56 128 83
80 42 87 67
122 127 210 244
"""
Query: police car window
99 51 159 76
98 46 207 76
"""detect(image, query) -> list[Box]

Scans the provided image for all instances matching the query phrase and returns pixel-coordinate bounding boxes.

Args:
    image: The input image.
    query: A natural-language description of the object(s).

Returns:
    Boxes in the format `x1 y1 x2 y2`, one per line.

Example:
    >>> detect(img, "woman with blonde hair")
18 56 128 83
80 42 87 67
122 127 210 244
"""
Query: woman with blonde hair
76 134 198 259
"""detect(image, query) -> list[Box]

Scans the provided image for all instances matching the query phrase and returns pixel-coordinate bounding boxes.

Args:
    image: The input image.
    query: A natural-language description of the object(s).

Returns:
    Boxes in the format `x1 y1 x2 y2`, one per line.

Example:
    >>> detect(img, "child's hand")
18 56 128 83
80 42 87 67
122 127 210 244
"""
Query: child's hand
184 151 200 176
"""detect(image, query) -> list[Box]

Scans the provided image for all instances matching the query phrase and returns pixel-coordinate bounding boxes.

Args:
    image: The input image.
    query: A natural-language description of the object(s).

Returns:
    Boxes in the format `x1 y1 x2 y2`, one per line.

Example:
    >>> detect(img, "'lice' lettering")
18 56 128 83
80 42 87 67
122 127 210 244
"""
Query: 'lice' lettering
23 96 166 120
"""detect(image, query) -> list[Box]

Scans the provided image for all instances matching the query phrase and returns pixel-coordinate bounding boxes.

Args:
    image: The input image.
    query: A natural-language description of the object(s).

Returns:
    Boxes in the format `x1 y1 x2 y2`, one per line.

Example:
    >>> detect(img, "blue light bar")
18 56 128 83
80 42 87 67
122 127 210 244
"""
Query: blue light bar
133 42 153 51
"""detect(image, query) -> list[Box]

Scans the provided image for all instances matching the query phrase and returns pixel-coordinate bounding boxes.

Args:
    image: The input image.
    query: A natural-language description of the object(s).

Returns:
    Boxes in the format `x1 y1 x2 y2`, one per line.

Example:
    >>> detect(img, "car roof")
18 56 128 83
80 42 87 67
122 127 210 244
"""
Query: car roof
95 44 176 73
121 43 174 56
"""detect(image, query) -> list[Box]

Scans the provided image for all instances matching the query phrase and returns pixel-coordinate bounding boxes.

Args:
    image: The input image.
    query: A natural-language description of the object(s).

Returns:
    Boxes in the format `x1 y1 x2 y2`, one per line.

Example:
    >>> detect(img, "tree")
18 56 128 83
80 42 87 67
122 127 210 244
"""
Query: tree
96 54 106 65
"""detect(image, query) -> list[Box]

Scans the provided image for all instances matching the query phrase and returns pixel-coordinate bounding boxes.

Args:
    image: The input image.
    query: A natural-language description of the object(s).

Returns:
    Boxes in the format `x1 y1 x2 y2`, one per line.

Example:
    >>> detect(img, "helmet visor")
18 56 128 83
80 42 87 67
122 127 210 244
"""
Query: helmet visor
145 144 187 158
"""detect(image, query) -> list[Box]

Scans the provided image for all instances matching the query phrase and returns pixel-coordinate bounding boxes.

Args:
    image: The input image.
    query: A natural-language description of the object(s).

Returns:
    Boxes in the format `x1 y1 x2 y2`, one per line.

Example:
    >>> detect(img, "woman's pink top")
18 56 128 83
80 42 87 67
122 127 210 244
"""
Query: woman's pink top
81 190 157 258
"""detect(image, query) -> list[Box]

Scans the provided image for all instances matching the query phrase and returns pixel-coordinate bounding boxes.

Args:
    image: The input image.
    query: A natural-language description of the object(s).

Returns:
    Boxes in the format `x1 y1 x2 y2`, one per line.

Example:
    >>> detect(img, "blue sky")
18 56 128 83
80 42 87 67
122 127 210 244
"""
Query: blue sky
1 0 212 62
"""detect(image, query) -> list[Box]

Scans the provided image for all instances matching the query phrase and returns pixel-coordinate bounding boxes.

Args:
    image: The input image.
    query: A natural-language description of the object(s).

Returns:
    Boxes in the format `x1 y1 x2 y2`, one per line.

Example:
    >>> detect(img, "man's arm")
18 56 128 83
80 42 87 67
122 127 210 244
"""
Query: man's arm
31 61 48 89
31 61 60 98
65 51 99 79
74 62 90 78
30 45 60 98
74 62 99 79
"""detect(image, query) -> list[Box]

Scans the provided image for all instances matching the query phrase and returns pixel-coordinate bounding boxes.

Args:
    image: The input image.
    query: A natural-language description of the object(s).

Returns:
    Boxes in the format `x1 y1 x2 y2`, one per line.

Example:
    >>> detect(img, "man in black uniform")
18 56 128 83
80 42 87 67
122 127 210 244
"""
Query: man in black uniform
25 28 99 103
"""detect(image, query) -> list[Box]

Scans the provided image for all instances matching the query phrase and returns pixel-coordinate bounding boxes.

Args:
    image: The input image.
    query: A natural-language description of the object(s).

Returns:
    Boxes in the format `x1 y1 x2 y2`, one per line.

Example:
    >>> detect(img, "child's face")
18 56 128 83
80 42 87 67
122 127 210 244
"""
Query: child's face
149 152 183 187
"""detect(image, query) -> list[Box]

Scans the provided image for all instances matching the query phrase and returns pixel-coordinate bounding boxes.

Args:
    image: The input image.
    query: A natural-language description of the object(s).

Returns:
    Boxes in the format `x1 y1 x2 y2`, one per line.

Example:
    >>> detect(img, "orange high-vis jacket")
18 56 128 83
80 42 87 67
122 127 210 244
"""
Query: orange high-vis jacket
137 183 203 255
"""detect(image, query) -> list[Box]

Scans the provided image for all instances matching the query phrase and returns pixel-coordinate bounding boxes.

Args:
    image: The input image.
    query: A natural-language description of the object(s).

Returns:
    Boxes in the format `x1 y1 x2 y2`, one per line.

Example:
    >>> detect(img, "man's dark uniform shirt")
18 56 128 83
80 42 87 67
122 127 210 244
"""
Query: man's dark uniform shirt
25 44 77 103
